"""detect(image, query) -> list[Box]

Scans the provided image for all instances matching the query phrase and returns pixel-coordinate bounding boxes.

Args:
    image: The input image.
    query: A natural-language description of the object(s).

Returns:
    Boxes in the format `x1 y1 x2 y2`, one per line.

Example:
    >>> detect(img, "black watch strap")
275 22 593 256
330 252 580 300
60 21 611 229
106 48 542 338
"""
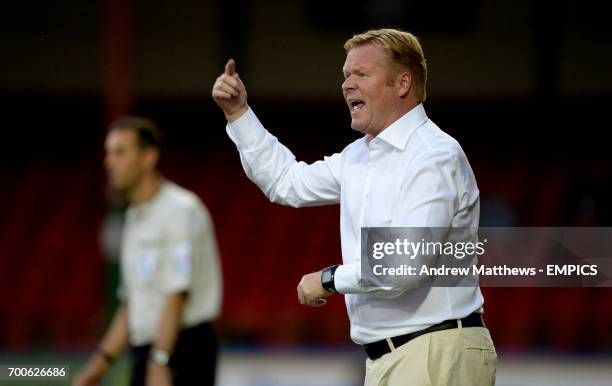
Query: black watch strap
96 348 116 365
321 264 340 293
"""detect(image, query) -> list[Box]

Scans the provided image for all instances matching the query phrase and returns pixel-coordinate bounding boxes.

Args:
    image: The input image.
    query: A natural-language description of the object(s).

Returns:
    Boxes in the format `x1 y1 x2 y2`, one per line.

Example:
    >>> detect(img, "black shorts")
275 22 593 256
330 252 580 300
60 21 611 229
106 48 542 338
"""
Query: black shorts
130 321 218 386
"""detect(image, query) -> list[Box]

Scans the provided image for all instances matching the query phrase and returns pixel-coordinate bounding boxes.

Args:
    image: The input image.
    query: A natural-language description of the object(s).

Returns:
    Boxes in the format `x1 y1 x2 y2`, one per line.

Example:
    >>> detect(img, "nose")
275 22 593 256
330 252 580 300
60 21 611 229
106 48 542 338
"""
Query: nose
342 75 355 92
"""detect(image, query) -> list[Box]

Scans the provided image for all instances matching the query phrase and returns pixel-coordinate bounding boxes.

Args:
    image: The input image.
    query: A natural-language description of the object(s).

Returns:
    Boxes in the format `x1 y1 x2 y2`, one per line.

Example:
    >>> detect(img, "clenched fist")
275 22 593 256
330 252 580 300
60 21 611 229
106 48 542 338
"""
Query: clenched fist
212 59 249 122
297 271 333 307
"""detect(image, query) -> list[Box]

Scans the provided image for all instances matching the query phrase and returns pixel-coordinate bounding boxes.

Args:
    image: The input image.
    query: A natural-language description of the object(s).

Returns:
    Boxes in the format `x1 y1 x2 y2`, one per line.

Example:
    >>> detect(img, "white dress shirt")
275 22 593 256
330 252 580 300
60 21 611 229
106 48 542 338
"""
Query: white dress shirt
226 104 483 344
119 181 223 345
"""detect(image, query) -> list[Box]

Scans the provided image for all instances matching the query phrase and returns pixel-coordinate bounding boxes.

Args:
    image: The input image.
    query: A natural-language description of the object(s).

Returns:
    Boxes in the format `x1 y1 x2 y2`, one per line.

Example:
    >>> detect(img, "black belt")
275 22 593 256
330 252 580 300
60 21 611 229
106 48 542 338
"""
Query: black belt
363 313 485 360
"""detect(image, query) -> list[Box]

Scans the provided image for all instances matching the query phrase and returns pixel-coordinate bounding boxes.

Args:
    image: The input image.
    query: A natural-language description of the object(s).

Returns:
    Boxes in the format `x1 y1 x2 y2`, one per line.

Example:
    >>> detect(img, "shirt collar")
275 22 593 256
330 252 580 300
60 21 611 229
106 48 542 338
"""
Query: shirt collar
373 103 428 150
127 179 169 220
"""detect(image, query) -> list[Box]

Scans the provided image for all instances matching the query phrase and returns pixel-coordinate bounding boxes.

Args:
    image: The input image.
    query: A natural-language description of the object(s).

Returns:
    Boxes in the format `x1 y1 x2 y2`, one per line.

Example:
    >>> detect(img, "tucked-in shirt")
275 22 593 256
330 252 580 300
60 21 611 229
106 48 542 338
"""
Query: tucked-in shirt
226 104 483 344
119 180 222 346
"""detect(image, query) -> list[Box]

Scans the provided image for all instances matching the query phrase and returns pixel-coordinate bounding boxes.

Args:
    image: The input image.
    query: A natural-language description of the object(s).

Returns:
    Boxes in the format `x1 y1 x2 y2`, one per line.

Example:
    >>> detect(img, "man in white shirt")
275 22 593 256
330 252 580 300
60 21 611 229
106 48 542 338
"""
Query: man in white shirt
74 117 222 386
212 28 496 385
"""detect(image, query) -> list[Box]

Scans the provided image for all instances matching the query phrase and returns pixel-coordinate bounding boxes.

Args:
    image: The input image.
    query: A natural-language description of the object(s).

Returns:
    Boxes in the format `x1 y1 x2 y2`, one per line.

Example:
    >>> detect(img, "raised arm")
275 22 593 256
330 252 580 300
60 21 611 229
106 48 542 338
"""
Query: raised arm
212 59 342 207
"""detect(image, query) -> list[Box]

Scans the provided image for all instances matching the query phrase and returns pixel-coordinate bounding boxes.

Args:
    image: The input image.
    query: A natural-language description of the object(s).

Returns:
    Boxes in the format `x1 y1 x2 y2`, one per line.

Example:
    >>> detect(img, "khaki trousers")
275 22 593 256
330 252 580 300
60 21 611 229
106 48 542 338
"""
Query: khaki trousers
364 325 497 386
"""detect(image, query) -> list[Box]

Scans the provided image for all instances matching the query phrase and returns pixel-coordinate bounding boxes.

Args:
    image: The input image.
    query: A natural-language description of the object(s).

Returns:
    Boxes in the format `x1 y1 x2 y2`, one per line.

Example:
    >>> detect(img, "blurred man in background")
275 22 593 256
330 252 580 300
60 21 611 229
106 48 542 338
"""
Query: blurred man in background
212 28 496 385
74 117 222 386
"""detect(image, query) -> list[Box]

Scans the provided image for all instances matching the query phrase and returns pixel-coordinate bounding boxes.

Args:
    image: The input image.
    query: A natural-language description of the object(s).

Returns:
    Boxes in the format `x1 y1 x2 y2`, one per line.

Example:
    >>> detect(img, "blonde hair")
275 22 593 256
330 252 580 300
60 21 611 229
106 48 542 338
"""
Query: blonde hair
344 28 428 102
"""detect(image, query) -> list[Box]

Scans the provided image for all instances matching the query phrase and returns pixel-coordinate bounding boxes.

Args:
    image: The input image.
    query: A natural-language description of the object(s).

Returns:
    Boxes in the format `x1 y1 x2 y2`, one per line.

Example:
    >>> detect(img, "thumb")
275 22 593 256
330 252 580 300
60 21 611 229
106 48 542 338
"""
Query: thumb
225 59 236 76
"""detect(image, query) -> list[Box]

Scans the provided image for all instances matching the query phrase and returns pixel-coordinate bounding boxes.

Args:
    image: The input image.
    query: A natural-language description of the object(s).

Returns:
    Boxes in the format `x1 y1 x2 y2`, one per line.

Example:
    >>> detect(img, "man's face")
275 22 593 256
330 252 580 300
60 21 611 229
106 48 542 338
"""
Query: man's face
104 129 150 192
342 43 401 136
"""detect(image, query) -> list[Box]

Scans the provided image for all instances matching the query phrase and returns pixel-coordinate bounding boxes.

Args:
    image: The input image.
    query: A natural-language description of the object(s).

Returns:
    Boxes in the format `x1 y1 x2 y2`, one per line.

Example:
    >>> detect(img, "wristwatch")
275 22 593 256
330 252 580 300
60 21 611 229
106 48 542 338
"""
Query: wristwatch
321 265 340 293
149 349 170 366
95 348 115 365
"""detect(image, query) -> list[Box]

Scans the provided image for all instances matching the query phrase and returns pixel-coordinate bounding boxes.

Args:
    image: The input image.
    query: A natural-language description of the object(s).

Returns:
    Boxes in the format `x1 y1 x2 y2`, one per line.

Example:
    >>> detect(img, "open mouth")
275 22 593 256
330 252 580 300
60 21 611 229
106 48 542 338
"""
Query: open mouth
349 99 365 112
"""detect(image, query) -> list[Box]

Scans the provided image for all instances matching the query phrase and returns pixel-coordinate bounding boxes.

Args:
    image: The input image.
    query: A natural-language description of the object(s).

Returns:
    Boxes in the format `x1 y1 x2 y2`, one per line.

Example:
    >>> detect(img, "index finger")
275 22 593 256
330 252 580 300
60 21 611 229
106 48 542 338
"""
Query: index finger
225 59 236 76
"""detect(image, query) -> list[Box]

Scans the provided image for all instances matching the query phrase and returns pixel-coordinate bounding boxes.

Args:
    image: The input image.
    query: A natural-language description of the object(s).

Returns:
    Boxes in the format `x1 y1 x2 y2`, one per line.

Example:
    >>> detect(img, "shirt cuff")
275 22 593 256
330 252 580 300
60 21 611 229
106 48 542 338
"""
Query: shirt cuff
334 262 412 297
334 262 362 294
226 107 267 149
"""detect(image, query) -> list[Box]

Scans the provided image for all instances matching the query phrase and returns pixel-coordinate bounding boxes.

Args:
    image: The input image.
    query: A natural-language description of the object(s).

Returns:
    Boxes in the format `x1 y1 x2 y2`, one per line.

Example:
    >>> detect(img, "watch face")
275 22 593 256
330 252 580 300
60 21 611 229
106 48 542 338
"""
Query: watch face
322 270 331 283
152 350 170 365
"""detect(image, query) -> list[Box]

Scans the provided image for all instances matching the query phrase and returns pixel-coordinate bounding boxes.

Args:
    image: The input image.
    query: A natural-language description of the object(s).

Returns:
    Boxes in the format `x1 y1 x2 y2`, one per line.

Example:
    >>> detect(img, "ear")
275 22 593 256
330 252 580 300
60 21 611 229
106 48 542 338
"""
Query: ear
397 71 412 98
143 148 160 171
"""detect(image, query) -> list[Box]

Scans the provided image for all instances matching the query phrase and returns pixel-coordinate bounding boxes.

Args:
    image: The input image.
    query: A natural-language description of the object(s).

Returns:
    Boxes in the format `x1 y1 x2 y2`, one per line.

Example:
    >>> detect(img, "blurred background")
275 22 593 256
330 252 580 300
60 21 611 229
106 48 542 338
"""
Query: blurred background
1 0 611 385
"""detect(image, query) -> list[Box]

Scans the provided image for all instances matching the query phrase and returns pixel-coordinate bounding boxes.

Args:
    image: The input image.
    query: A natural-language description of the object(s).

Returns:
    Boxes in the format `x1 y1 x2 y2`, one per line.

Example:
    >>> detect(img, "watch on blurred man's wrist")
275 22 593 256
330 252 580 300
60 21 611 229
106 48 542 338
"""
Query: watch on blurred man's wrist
95 348 115 365
149 349 170 366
